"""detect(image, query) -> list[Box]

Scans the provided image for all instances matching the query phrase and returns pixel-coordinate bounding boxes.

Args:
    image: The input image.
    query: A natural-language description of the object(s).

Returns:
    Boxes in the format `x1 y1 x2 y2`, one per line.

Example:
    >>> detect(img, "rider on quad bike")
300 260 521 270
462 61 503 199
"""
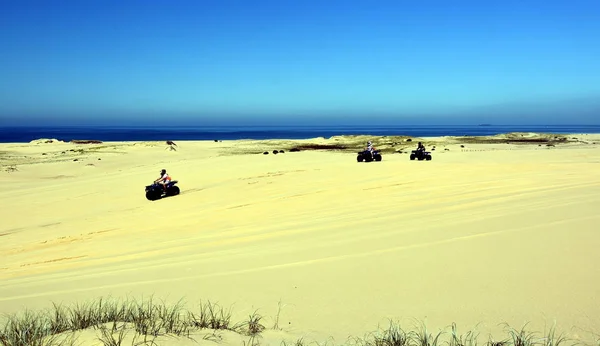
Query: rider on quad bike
416 142 426 152
154 169 172 193
365 141 376 158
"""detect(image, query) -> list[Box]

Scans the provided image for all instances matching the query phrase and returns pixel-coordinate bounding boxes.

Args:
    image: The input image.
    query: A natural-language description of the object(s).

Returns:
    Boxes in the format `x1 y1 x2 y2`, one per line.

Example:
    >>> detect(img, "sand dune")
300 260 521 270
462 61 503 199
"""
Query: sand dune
1 133 600 345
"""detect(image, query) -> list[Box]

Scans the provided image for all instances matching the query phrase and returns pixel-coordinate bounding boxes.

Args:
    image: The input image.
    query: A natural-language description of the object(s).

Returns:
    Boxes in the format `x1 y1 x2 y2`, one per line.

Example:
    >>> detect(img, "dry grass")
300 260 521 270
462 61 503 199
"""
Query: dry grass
450 133 574 146
0 296 588 346
0 296 264 346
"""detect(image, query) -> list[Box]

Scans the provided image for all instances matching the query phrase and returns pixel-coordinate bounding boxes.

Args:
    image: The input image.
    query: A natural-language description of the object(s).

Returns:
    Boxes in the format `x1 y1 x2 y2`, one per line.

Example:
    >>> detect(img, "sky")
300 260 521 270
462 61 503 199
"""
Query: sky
0 0 599 126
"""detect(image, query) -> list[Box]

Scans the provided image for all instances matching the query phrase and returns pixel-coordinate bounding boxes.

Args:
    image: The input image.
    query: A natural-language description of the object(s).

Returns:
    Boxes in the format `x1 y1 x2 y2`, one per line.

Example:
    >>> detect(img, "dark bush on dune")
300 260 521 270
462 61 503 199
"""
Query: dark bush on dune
508 139 552 143
263 151 269 155
458 135 574 145
289 144 347 151
70 140 103 144
273 150 279 154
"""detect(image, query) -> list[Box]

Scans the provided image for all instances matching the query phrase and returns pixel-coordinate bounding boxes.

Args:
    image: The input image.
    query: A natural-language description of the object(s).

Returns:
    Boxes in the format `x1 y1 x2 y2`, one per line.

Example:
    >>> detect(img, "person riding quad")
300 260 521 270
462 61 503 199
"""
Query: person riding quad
154 169 172 193
416 142 426 152
365 141 376 158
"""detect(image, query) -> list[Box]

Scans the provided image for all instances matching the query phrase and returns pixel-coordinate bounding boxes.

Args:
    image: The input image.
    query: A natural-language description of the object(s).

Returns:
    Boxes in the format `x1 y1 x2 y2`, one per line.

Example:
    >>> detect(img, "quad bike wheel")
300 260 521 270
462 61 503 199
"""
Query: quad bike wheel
374 154 382 161
167 185 180 196
146 190 161 201
357 155 364 162
426 155 432 161
410 154 416 160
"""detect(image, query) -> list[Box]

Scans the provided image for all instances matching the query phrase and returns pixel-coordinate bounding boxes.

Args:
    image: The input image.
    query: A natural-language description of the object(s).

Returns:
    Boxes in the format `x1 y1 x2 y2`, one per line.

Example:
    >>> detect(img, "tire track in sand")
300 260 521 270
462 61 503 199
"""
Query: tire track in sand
1 213 597 302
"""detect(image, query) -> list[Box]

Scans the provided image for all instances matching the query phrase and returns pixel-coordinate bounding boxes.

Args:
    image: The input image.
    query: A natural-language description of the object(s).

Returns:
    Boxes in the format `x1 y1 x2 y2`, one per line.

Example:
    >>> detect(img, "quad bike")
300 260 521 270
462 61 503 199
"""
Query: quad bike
145 180 180 201
409 150 432 161
357 149 382 162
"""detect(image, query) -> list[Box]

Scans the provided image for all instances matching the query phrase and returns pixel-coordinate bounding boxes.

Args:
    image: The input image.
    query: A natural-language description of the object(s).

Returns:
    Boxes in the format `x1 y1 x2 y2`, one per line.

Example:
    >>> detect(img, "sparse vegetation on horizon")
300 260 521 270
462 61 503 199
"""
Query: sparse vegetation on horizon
0 296 591 346
219 133 581 156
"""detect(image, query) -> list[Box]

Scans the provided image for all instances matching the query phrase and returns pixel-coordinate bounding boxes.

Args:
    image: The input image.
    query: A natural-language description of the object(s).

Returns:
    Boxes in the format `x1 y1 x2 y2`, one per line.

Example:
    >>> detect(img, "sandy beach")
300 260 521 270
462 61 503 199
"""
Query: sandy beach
1 132 600 346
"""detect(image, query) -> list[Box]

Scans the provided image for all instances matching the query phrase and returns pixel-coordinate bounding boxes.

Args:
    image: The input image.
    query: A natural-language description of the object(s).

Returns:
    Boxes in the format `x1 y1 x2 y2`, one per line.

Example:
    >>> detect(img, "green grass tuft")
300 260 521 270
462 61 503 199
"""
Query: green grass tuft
0 297 596 346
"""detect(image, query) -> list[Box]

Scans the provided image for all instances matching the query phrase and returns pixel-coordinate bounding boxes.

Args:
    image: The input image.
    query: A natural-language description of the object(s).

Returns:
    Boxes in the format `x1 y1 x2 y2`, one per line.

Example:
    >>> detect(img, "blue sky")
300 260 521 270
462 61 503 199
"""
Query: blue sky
0 0 599 126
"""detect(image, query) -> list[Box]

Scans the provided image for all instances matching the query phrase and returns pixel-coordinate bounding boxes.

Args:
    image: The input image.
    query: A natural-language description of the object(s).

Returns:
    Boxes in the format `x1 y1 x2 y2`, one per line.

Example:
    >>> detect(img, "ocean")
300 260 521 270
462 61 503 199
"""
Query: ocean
1 125 600 143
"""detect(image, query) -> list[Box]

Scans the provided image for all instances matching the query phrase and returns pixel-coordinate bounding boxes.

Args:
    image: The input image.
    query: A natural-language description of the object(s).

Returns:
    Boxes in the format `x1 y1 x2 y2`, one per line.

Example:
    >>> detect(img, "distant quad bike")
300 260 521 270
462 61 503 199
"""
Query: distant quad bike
357 150 382 162
145 180 180 201
410 150 432 161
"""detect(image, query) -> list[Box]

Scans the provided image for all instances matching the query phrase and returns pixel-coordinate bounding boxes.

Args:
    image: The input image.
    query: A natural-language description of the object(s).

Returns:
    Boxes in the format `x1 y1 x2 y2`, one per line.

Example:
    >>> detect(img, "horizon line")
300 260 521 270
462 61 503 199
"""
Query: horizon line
2 124 600 128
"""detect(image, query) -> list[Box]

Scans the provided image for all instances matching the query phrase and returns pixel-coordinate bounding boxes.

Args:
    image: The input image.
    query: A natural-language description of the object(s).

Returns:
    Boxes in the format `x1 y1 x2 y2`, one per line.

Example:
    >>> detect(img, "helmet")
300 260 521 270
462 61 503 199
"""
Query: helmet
160 169 166 174
367 141 372 145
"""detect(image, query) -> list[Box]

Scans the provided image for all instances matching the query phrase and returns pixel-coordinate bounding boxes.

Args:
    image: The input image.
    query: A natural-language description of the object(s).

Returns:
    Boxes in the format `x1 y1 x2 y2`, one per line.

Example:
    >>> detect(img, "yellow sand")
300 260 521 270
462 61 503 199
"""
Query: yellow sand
1 133 600 345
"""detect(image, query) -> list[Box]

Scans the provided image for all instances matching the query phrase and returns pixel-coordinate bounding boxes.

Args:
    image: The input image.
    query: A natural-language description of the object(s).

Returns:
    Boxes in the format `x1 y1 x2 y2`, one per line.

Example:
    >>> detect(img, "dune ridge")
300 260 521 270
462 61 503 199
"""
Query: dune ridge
1 132 599 346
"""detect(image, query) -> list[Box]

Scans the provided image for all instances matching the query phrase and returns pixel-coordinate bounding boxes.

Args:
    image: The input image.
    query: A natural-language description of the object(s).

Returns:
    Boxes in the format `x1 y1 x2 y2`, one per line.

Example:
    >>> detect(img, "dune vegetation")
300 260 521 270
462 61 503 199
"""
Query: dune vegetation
0 296 584 346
